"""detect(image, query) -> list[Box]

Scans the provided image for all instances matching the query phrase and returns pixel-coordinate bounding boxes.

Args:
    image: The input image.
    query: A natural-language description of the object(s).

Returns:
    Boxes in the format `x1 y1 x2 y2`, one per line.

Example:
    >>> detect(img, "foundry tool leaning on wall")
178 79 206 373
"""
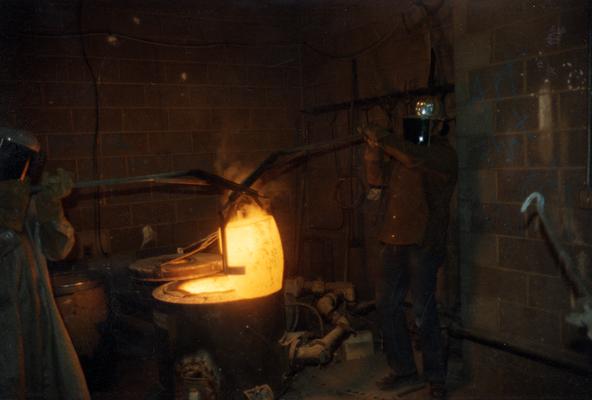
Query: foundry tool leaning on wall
359 98 457 399
0 128 90 399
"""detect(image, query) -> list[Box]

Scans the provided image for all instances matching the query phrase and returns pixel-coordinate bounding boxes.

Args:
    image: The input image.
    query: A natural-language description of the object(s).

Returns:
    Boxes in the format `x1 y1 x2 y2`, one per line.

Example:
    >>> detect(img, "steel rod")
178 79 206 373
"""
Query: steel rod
301 83 454 115
31 169 260 197
449 326 592 376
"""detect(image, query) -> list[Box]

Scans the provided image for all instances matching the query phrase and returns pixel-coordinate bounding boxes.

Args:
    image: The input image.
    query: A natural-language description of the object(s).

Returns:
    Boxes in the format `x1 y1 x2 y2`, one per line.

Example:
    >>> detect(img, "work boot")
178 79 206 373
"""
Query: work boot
375 371 423 391
429 382 447 400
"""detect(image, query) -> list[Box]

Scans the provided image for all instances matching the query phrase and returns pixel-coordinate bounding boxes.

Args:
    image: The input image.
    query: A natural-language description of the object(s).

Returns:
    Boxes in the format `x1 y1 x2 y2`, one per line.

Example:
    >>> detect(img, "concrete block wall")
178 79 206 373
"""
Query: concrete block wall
299 1 457 300
454 0 591 357
0 0 302 273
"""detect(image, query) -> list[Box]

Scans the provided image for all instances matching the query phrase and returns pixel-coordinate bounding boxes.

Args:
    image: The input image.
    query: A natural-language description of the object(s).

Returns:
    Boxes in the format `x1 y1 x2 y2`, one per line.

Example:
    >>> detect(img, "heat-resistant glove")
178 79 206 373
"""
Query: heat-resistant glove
34 168 73 223
0 179 30 232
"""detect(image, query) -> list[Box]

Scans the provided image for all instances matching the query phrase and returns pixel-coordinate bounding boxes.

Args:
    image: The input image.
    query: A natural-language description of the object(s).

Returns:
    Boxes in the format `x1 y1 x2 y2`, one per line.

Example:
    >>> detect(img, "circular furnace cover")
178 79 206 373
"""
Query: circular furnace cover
129 252 223 282
51 270 102 296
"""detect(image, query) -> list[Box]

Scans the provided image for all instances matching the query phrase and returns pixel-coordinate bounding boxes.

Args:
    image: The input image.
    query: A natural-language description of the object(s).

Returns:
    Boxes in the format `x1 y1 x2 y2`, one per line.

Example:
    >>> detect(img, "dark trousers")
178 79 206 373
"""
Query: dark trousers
375 244 446 383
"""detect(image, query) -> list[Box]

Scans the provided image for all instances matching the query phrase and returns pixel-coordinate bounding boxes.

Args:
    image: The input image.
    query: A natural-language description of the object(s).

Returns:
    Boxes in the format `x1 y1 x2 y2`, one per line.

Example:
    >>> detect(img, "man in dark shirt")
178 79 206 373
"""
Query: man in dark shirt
361 110 457 399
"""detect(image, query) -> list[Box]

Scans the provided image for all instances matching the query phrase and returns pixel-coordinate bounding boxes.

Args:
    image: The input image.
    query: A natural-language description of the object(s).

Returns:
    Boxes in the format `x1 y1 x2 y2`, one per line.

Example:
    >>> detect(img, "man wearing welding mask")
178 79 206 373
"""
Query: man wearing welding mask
360 97 457 400
0 128 90 399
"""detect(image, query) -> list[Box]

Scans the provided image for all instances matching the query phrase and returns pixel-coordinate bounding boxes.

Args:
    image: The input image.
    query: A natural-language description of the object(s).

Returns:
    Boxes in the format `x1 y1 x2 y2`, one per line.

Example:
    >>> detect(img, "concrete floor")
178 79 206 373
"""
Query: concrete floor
91 340 592 399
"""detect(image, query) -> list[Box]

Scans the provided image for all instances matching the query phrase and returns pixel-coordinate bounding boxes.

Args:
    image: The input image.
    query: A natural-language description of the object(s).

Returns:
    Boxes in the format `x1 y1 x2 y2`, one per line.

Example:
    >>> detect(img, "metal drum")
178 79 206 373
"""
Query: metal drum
52 270 109 359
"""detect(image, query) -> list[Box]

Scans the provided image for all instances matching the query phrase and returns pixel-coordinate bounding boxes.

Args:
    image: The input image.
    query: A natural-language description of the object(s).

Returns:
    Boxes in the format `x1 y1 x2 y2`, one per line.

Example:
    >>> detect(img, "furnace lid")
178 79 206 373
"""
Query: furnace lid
129 252 223 282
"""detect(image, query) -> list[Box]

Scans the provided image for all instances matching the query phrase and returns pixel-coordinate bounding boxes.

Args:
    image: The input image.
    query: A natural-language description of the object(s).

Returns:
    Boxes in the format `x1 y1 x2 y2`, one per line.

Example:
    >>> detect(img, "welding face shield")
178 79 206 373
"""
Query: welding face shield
0 128 41 182
403 97 447 146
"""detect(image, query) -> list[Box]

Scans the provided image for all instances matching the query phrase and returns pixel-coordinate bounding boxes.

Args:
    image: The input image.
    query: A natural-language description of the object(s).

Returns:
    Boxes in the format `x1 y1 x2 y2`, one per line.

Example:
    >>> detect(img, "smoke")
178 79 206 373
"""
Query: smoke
213 126 292 214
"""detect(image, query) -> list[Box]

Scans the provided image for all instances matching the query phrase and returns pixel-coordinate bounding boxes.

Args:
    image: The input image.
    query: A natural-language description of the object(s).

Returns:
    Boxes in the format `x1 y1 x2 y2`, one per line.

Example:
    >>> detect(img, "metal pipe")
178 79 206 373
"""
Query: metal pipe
521 193 592 297
448 325 592 376
31 169 261 197
301 83 455 115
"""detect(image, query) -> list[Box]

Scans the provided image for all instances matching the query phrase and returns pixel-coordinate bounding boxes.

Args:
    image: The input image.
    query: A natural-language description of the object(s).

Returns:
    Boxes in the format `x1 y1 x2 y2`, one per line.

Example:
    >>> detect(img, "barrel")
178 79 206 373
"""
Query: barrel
52 270 109 359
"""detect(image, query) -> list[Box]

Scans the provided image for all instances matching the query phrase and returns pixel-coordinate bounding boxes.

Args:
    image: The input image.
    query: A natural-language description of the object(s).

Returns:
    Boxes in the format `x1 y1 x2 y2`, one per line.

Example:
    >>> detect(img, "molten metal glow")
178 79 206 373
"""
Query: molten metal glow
178 206 284 303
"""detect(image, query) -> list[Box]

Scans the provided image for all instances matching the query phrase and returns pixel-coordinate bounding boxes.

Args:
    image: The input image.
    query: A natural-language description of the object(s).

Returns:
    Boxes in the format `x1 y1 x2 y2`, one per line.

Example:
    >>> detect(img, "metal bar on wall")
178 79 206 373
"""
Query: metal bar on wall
301 83 455 115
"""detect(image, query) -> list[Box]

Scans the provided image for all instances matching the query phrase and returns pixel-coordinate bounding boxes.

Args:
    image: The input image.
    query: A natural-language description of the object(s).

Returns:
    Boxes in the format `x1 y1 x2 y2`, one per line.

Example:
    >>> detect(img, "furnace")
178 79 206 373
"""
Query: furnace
131 205 287 399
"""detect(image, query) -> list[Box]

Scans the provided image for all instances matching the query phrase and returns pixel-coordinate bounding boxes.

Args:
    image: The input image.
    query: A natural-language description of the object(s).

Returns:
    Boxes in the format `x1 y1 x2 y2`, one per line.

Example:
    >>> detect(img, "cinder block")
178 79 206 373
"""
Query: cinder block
560 167 586 206
463 266 528 304
16 57 57 81
459 135 524 169
456 102 494 137
528 274 572 312
497 169 559 203
562 208 592 244
499 301 561 347
267 130 295 150
43 82 95 107
47 134 95 160
461 297 500 333
165 63 207 84
175 197 218 223
99 204 132 229
159 15 192 38
101 133 149 156
75 158 94 181
192 131 219 154
184 47 229 64
526 129 587 168
498 237 559 276
111 12 162 39
109 226 143 253
131 201 176 225
103 183 151 205
469 202 526 237
119 60 164 83
469 61 524 100
454 32 492 71
170 220 200 246
122 108 167 131
458 170 497 203
559 90 586 129
189 86 211 107
99 156 128 179
171 154 215 172
98 84 145 107
207 64 249 86
169 109 212 131
560 8 587 49
493 14 559 62
248 66 287 88
495 97 539 133
557 129 587 167
128 155 172 176
15 108 72 134
73 108 122 133
250 108 293 130
211 108 250 131
148 132 193 154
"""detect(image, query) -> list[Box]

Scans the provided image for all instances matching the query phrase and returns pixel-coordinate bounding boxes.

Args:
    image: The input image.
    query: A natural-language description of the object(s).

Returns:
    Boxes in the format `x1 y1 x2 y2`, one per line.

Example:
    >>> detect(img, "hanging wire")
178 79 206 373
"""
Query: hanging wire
16 30 295 49
78 0 108 256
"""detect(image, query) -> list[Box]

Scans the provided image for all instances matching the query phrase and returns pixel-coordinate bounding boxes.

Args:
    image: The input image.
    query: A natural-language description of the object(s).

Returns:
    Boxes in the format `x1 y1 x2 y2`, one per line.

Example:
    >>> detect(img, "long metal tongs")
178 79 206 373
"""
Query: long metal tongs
31 169 261 198
521 192 592 339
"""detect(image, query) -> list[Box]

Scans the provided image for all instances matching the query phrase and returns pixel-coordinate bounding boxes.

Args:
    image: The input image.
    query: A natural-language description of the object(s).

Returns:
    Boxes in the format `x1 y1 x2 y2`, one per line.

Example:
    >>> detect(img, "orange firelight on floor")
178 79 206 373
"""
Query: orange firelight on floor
177 205 284 304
